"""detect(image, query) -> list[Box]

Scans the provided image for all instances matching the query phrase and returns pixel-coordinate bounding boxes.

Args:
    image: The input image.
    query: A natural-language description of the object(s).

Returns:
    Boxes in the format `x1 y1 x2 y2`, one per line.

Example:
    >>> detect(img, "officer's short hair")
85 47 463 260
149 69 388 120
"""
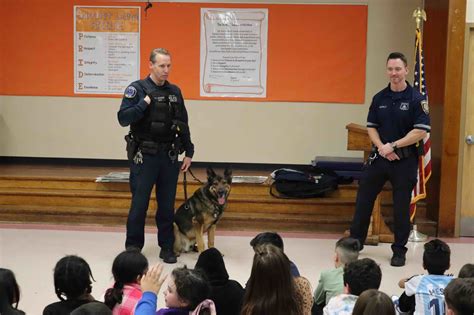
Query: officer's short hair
387 52 408 67
150 48 170 63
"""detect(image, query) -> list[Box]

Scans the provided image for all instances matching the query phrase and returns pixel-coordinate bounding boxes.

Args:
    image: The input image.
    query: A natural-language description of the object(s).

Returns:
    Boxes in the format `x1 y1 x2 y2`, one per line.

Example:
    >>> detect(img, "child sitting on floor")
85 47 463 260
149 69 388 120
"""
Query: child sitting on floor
312 237 360 315
104 249 149 314
135 264 215 315
323 258 382 315
397 239 453 315
0 268 26 315
43 255 97 315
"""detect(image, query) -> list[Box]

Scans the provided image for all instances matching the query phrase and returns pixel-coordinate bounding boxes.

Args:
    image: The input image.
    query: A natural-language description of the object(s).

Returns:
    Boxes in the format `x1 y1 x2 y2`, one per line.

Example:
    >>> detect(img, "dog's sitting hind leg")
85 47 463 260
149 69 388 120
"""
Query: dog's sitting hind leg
194 223 206 253
173 223 182 256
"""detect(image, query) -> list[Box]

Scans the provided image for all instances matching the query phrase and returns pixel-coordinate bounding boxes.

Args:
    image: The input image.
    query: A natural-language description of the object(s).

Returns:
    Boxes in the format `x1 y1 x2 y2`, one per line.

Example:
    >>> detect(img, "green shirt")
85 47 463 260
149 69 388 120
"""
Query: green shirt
313 266 344 305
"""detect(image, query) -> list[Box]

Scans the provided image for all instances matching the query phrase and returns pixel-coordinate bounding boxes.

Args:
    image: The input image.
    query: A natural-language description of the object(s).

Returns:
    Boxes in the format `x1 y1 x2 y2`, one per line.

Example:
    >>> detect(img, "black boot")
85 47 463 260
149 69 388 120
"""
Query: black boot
160 248 177 264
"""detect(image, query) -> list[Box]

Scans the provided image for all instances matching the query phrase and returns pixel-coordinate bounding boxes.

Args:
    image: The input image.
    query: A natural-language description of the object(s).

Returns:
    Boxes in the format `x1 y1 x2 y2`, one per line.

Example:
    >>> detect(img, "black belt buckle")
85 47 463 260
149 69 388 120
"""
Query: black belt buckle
394 147 411 159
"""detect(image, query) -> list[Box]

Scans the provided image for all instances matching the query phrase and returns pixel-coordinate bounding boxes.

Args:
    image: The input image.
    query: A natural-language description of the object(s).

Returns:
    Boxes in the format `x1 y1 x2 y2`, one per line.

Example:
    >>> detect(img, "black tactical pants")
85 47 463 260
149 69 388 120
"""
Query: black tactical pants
125 150 179 250
350 154 418 254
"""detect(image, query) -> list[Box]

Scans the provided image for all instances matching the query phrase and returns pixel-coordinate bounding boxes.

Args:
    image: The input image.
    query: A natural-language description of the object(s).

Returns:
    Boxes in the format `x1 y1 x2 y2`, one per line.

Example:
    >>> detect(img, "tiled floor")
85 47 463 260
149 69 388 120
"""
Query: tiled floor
0 224 472 315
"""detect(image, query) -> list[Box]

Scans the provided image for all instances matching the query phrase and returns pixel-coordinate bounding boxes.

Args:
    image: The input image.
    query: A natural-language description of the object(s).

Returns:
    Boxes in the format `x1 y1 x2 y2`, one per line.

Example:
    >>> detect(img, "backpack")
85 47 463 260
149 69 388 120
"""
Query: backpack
269 167 340 199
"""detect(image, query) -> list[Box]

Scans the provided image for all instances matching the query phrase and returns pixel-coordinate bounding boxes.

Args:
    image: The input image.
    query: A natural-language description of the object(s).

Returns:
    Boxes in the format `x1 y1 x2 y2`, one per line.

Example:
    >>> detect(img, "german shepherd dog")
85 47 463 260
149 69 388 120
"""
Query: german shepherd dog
173 167 232 255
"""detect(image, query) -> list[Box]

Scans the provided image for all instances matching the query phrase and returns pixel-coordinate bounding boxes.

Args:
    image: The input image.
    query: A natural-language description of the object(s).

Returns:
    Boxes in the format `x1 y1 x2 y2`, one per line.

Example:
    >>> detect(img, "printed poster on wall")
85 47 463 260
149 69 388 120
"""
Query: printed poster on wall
74 6 140 94
200 8 268 98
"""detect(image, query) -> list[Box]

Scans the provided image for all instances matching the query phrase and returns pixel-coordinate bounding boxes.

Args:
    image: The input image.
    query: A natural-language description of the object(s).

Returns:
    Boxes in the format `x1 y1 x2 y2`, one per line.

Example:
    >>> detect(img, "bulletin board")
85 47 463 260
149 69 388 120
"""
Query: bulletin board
0 1 367 103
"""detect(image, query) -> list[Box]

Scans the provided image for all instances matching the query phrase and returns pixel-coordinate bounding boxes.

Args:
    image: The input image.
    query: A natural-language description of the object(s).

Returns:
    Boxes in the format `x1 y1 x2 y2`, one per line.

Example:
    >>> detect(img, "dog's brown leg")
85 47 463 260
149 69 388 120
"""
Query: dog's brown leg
194 223 205 253
208 224 216 248
173 223 181 256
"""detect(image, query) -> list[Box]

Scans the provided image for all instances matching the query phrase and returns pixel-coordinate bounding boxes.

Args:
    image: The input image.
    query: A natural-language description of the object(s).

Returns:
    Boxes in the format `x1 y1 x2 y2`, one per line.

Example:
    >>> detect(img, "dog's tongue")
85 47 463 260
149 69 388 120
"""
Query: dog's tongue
218 196 226 205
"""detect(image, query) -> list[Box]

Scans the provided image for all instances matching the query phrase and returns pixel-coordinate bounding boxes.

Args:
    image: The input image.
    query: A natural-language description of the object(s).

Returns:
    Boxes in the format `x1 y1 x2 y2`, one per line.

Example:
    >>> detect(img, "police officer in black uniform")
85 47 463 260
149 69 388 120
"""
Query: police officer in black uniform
350 52 430 267
118 48 194 264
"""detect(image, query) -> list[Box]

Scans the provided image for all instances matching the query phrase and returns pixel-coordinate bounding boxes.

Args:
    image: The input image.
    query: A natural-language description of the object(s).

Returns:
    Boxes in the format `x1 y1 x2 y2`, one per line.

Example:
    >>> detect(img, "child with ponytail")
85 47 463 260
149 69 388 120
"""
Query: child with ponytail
104 249 149 315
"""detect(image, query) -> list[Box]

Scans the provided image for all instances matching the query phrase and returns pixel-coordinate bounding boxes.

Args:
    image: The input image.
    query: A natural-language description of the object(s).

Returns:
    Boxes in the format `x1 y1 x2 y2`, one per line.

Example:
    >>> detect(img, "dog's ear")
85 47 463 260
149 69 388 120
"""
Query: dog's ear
207 167 216 182
224 167 233 183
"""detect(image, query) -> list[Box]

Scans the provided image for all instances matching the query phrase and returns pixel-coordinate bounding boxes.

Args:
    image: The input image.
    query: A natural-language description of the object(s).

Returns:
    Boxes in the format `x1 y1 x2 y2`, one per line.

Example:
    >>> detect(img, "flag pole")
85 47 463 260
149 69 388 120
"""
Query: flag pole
409 7 428 242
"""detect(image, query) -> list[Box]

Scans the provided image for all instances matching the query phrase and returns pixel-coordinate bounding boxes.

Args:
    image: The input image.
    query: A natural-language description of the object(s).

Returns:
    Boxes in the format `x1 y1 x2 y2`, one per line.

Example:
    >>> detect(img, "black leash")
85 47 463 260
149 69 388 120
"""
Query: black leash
187 168 203 184
183 171 188 207
183 167 204 209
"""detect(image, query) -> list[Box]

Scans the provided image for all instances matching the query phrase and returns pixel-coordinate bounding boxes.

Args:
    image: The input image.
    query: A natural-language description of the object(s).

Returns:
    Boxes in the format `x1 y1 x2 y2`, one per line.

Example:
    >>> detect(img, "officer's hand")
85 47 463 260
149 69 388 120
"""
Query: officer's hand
385 152 400 161
144 95 151 105
378 143 394 157
140 263 167 294
181 157 192 172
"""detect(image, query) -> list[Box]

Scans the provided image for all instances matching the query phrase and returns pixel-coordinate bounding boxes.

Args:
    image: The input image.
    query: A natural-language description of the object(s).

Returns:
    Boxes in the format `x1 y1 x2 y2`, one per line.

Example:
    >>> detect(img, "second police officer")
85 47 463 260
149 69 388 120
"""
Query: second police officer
350 52 430 267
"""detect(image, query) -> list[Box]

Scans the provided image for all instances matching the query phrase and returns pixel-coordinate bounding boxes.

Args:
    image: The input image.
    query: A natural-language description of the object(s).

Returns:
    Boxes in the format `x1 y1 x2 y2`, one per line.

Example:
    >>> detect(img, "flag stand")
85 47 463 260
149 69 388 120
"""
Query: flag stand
408 7 430 243
409 224 428 242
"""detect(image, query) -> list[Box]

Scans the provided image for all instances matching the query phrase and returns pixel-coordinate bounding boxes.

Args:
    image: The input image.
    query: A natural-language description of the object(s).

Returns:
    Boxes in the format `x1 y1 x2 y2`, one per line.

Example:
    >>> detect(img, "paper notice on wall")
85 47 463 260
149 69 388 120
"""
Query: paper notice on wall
74 6 140 94
200 8 268 98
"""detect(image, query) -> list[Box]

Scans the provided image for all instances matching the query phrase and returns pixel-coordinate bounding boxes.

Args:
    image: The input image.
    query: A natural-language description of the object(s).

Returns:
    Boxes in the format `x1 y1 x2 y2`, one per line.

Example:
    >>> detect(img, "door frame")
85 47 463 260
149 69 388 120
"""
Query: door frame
457 23 474 236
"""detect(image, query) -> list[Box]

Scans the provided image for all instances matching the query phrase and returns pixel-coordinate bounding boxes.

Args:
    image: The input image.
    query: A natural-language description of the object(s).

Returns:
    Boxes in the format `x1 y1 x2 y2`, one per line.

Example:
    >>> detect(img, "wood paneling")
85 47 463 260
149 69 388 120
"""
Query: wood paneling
0 164 436 235
438 0 466 236
424 0 449 222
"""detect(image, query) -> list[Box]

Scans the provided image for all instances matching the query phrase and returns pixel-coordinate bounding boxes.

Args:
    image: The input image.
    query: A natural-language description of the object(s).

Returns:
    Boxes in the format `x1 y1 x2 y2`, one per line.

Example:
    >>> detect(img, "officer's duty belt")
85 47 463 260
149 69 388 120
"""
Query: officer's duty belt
138 140 172 155
394 146 415 159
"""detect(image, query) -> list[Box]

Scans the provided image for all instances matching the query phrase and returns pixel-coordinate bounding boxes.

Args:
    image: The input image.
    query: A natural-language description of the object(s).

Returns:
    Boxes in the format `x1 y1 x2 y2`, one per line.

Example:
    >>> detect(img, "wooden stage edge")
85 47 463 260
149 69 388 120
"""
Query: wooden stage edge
0 162 437 237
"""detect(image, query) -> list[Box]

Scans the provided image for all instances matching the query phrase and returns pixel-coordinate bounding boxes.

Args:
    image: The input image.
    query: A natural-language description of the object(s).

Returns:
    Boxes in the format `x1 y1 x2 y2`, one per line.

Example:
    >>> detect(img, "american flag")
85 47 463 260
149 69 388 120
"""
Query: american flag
410 28 432 222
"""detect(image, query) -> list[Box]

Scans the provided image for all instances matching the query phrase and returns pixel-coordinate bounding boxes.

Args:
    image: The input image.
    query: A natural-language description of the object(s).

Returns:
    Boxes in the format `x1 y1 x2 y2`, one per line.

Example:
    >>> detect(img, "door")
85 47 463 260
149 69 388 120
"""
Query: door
459 26 474 236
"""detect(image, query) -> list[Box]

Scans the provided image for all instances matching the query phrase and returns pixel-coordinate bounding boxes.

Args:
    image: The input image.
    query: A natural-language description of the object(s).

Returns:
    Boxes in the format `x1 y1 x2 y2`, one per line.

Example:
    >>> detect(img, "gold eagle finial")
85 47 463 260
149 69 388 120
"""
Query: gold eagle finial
413 7 427 29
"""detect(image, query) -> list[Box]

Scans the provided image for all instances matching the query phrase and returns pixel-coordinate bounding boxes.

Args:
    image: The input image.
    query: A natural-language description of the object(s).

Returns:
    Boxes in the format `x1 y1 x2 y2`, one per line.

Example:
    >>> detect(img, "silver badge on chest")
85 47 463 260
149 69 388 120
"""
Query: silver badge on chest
399 102 409 111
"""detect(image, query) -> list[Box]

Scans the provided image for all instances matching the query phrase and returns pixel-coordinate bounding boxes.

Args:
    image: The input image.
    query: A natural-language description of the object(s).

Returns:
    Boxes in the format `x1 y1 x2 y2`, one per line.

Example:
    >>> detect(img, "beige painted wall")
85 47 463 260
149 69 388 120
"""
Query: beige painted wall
0 0 422 164
467 0 473 23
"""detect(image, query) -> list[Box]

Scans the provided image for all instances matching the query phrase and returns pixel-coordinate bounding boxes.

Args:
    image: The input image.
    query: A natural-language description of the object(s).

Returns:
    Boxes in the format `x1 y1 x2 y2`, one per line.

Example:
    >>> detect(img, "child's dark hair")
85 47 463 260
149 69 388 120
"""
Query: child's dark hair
0 268 25 314
444 278 474 315
335 237 360 264
458 263 474 278
54 255 95 301
104 249 148 310
250 232 284 251
172 267 210 312
423 239 450 275
343 258 382 296
241 244 300 315
352 289 395 315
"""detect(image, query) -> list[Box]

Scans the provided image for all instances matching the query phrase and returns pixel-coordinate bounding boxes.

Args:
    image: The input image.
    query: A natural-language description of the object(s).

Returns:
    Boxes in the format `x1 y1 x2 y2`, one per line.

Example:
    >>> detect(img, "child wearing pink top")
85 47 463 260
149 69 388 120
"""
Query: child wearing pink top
104 249 149 315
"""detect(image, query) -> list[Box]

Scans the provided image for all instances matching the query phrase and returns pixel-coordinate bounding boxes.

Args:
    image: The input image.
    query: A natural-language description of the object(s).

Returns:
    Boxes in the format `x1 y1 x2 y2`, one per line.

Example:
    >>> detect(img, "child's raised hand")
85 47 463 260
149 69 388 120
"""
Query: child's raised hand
141 263 168 294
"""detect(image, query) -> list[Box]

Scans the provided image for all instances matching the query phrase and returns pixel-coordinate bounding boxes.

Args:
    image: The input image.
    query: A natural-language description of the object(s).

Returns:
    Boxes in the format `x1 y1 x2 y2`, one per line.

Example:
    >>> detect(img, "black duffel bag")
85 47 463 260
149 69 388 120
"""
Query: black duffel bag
270 168 340 199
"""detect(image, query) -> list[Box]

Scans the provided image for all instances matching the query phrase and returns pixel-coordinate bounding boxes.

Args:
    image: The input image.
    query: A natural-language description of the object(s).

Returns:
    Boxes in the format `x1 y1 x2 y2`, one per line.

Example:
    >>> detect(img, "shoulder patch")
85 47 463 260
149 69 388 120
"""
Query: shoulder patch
124 86 137 99
421 99 429 114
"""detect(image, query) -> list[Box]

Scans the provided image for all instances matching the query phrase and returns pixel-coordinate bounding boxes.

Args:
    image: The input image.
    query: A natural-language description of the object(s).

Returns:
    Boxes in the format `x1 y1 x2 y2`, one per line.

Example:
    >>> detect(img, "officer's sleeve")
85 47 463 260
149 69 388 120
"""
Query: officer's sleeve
177 89 195 158
413 96 431 132
117 84 148 127
366 97 379 129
